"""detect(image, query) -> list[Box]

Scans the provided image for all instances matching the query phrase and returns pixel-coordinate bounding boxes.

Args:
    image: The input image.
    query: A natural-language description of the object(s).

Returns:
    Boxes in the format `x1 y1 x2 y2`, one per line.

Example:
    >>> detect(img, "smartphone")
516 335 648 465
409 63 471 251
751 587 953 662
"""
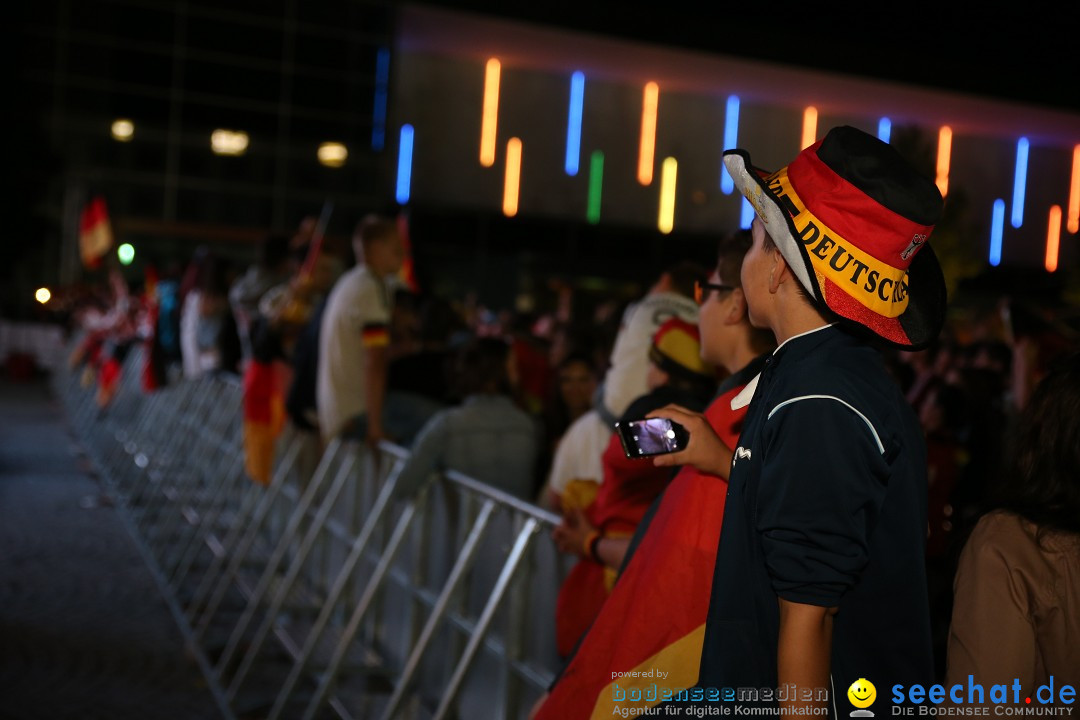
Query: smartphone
615 417 689 458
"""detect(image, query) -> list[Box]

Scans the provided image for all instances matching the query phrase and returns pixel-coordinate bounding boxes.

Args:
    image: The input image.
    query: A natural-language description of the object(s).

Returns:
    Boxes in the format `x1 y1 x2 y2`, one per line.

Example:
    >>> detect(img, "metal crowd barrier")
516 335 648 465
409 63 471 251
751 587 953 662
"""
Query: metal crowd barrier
53 334 574 720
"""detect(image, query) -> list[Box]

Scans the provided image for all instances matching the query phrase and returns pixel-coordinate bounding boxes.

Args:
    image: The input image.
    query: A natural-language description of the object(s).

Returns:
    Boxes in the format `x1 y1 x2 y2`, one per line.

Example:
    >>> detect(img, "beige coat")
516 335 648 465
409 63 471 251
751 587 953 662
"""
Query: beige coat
946 510 1080 703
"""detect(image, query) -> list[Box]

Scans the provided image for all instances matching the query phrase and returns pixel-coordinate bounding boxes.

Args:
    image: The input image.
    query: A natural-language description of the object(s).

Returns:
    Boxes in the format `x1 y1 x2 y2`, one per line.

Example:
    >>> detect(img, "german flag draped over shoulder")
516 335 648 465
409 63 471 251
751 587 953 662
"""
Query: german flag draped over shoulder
555 427 678 657
243 358 285 486
535 379 753 720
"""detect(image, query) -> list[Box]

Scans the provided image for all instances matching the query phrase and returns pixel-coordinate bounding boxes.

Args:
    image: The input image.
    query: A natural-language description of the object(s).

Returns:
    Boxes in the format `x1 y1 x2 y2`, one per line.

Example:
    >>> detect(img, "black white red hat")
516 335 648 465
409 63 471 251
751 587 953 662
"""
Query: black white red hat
723 125 947 350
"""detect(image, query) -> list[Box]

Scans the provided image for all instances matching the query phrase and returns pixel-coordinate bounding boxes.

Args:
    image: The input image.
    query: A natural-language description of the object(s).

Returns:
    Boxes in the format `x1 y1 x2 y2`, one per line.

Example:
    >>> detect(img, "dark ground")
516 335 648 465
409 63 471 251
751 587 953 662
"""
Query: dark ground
0 375 226 720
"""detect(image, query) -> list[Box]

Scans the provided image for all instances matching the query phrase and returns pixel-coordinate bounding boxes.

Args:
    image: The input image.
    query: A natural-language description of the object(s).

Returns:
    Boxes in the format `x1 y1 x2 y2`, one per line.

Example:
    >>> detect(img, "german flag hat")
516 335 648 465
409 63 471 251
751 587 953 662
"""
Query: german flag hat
723 125 947 350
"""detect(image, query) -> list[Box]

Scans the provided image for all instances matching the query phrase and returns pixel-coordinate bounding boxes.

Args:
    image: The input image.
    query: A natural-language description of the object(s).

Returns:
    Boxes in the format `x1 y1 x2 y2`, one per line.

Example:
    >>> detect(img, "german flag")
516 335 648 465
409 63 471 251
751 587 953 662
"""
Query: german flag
243 359 285 486
361 322 390 348
79 196 113 269
535 377 755 720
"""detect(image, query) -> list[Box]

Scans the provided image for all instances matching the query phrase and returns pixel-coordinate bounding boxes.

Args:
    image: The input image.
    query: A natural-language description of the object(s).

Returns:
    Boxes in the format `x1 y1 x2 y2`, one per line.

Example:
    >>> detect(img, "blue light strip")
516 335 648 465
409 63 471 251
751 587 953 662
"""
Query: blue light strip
720 95 740 194
990 198 1005 266
565 71 585 176
1011 137 1029 228
877 118 891 144
371 47 391 151
740 196 755 229
396 124 414 205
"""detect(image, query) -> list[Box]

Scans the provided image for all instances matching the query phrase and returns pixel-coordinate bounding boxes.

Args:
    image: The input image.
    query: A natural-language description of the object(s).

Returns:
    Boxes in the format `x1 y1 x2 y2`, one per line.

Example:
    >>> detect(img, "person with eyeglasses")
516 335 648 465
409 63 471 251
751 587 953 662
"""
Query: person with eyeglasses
532 231 775 720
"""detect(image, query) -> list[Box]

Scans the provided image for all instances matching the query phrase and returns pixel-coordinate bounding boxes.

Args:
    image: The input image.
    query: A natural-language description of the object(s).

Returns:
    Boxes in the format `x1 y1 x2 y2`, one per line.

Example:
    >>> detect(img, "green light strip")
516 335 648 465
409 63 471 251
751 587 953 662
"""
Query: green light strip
587 150 604 224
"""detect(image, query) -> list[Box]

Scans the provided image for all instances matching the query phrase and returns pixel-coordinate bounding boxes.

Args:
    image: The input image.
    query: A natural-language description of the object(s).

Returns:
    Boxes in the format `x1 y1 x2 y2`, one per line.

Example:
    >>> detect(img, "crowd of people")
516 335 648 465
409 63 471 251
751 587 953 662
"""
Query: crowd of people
62 126 1079 717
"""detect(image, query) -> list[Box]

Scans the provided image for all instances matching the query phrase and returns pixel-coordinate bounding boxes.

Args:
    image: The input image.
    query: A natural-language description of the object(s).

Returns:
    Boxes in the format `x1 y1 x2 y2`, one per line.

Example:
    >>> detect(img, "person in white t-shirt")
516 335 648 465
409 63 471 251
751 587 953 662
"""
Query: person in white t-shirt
316 214 405 447
596 261 704 425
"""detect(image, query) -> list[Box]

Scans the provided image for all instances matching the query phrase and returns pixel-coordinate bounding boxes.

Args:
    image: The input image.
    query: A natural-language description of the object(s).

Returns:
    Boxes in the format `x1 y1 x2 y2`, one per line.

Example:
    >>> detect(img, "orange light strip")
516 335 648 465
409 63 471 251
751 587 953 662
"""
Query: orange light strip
1069 144 1080 234
936 126 953 197
503 137 522 217
801 107 818 150
1046 205 1062 272
480 58 501 167
637 82 659 185
658 157 677 234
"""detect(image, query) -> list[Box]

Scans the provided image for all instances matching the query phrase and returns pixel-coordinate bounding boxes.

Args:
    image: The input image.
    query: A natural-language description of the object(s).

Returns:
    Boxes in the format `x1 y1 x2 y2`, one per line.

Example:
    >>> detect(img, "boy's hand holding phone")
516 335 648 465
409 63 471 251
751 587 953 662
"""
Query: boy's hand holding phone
644 404 734 478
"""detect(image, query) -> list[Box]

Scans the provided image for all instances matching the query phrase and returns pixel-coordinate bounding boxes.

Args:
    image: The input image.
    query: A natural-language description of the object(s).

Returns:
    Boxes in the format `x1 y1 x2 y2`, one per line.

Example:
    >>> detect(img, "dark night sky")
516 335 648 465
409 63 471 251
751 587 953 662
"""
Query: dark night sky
411 1 1080 116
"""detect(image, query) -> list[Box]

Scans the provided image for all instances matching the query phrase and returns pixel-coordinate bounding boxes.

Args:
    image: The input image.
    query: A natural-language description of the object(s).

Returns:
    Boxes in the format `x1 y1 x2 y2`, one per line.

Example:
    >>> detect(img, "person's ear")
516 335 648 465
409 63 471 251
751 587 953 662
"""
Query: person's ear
768 249 787 294
724 288 746 325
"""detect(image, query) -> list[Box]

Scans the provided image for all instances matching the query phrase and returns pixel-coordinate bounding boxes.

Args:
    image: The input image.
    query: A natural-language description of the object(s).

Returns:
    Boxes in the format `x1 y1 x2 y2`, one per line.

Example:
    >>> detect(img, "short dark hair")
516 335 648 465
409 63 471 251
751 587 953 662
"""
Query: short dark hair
454 336 512 397
715 230 752 288
354 214 398 248
558 351 597 376
664 260 710 299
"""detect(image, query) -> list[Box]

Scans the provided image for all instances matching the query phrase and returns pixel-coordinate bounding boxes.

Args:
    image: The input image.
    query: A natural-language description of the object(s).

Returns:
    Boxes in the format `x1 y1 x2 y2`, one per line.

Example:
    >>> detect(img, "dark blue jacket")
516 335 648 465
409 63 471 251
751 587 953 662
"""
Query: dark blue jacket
689 324 933 715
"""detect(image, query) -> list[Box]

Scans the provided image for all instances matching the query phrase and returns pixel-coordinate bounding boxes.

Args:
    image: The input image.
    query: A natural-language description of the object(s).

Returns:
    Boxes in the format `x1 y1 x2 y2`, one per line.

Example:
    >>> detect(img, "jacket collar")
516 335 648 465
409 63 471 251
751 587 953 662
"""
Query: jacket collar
730 323 839 410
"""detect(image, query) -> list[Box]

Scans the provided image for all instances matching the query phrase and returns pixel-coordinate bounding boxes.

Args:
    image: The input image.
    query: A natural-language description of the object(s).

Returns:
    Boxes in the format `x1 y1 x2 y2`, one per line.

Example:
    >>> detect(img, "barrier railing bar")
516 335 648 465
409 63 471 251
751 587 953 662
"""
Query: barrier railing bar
194 438 341 644
186 434 300 624
265 469 403 720
300 500 420 720
432 517 541 720
226 451 358 699
378 498 497 720
215 439 348 679
167 447 247 588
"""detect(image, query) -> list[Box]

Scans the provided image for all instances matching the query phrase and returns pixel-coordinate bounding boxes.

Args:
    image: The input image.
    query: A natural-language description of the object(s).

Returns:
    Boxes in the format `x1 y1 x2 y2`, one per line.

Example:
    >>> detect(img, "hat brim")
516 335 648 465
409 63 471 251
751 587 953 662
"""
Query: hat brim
723 150 946 350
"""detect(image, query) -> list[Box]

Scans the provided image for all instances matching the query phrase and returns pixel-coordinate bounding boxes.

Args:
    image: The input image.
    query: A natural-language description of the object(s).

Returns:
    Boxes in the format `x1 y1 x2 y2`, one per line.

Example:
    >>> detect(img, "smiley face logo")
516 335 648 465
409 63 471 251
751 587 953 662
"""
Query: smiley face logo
848 678 877 710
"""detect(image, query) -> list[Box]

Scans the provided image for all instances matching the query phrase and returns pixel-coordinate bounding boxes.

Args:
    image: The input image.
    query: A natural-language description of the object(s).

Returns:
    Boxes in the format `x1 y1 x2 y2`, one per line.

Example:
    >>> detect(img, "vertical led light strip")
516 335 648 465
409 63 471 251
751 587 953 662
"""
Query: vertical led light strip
565 71 585 176
395 124 414 205
658 157 677 234
936 126 953 197
877 117 892 144
638 82 659 185
801 107 818 149
1068 144 1080 234
1046 205 1062 272
720 95 740 194
371 47 390 151
740 197 755 230
503 137 522 217
480 58 501 167
1011 137 1029 228
587 150 604 224
989 199 1005 266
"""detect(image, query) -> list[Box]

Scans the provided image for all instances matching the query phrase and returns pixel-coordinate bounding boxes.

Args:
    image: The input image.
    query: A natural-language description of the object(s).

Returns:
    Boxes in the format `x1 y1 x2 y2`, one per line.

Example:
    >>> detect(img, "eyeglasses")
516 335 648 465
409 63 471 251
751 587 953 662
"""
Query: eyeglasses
694 279 735 305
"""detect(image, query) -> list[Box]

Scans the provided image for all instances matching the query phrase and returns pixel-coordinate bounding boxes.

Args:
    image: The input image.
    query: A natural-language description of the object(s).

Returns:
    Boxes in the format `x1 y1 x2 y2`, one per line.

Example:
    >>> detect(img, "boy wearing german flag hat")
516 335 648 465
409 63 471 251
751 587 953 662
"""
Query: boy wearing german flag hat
651 126 942 716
